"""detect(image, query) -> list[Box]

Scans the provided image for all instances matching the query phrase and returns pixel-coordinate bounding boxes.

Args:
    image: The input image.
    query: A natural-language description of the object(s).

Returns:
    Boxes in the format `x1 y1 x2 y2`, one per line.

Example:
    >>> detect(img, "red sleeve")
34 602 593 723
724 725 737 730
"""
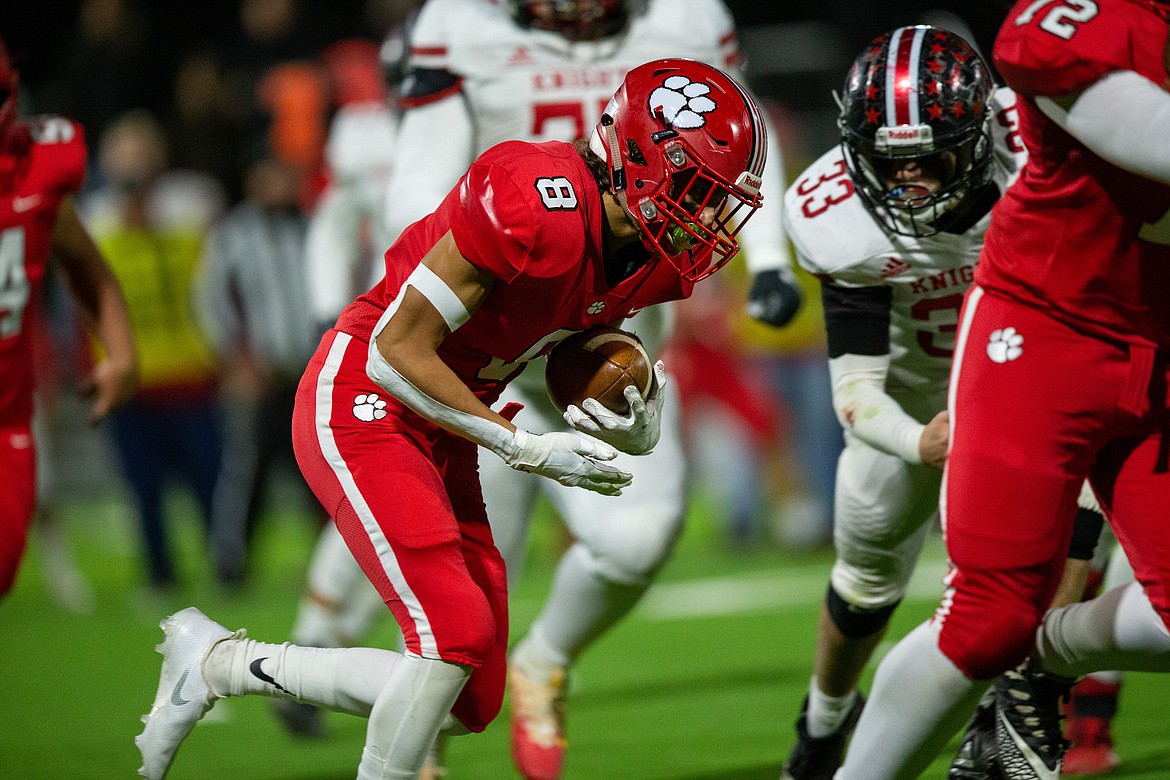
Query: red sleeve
993 1 1137 99
27 116 88 194
449 151 537 283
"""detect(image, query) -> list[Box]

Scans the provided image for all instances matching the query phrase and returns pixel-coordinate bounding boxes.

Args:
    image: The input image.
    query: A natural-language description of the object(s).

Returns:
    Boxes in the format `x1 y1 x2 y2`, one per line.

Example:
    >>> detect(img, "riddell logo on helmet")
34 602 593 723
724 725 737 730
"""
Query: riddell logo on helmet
877 124 934 150
888 128 922 140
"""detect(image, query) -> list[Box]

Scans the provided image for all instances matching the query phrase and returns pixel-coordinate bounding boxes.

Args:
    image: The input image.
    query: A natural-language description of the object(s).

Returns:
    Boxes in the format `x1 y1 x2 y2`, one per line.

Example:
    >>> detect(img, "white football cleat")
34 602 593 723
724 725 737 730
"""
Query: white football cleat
135 607 242 779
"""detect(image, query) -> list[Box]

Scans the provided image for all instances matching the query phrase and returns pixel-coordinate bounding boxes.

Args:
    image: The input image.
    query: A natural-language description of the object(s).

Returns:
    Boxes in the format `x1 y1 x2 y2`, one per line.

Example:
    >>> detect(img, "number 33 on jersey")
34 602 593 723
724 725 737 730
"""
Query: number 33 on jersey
782 86 1026 382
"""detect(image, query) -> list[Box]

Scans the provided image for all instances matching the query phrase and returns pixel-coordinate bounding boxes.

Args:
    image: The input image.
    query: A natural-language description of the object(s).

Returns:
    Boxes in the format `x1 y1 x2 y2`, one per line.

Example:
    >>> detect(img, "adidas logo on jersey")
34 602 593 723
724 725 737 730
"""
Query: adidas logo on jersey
880 256 911 278
508 46 533 65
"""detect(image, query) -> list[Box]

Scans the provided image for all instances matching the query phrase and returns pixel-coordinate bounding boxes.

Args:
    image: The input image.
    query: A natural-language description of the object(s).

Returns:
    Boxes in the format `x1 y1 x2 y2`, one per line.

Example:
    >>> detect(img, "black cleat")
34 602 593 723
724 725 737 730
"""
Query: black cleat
949 686 1006 780
994 659 1072 779
781 693 865 780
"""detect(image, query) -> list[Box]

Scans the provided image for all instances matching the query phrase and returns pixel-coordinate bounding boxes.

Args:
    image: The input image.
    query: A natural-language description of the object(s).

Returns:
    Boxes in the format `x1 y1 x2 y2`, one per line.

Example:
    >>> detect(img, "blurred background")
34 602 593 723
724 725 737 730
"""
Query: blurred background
0 0 1020 584
15 3 1164 779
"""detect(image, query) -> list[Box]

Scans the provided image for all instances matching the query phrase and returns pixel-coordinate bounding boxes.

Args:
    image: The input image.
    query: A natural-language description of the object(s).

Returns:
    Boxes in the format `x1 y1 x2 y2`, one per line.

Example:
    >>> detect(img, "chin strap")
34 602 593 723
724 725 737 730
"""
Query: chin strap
599 114 641 229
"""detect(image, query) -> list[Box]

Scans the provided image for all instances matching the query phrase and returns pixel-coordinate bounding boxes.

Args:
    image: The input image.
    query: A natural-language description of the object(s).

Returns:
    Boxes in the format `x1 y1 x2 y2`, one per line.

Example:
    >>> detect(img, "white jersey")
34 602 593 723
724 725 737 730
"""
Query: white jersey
304 101 398 324
785 87 1025 405
391 0 790 392
408 0 739 150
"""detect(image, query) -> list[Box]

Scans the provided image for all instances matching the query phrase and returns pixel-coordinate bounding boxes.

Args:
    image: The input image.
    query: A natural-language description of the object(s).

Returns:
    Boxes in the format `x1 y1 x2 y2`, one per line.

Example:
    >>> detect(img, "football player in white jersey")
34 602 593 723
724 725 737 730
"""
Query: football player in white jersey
380 2 796 778
775 26 1104 780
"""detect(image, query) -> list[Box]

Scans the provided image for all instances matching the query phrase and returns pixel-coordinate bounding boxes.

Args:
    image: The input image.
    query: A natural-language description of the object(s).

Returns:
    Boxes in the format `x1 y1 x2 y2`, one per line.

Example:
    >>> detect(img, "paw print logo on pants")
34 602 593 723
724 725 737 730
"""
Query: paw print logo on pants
353 393 388 422
649 76 717 130
987 327 1023 364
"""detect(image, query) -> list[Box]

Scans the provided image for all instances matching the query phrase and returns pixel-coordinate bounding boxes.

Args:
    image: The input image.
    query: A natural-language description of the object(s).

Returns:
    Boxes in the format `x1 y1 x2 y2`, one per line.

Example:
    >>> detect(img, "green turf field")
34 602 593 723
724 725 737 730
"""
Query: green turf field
1 492 1166 779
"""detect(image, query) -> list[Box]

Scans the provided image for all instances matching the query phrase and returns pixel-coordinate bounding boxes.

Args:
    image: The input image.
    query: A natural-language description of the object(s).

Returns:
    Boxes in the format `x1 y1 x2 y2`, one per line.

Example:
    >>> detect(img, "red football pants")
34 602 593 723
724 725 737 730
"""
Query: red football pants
0 425 36 598
292 331 508 732
937 287 1170 680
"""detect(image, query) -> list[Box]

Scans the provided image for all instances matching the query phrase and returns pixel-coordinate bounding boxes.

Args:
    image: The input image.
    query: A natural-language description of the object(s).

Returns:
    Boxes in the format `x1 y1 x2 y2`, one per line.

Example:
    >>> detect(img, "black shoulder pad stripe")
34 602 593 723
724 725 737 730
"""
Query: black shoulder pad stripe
399 67 461 104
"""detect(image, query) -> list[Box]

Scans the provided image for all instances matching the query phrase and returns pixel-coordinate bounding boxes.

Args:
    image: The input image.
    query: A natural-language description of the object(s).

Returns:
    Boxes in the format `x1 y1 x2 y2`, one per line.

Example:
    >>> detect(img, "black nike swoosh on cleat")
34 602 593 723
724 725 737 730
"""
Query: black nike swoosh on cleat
250 657 290 694
171 669 193 706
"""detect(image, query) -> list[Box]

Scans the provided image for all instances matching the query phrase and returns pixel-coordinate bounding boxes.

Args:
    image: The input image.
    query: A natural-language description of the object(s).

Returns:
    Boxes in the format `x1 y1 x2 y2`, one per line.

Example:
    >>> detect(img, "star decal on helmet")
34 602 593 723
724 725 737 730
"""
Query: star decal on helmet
648 75 717 130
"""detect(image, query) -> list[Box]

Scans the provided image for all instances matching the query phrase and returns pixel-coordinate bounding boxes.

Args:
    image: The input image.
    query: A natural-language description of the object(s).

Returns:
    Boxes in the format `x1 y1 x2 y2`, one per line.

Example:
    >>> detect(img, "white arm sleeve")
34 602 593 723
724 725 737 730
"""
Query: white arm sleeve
363 265 517 459
384 94 476 240
305 182 366 324
1036 70 1170 185
828 352 926 464
738 106 796 274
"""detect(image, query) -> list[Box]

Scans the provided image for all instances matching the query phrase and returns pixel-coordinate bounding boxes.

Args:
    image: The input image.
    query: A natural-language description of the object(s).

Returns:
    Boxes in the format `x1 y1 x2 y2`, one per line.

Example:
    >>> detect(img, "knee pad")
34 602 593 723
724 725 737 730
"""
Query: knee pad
826 584 900 639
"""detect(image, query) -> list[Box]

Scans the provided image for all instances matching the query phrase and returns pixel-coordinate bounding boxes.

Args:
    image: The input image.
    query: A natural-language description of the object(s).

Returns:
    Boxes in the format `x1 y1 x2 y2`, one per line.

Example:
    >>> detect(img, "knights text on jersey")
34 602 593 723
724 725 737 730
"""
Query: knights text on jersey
0 117 87 426
981 0 1170 347
404 0 738 152
784 88 1025 392
337 140 690 404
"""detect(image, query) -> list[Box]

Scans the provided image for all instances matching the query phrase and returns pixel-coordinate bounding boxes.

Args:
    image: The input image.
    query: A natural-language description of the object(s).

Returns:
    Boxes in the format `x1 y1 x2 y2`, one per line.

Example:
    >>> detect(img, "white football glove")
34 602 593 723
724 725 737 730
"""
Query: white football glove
563 360 667 456
501 428 632 496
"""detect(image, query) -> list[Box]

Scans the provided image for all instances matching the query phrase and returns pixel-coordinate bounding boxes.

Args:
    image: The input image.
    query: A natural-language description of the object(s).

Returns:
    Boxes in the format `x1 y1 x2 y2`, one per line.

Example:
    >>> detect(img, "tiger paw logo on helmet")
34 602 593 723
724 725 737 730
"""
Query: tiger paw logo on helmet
649 76 717 130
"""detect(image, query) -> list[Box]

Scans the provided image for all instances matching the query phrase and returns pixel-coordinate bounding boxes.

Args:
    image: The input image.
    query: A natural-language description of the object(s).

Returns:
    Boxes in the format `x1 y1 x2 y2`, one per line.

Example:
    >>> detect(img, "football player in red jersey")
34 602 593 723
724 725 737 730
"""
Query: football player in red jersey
0 38 137 600
832 2 1170 778
135 58 768 780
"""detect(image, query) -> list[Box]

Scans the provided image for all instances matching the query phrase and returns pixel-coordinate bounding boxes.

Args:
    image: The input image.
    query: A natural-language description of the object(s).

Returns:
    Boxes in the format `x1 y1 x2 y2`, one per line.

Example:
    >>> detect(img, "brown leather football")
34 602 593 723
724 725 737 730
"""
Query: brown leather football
545 326 653 415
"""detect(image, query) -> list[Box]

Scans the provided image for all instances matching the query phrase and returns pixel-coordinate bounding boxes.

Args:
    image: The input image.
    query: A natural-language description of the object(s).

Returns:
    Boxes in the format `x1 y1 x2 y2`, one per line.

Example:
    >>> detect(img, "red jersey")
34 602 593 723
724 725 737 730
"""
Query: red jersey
980 0 1170 347
335 139 691 405
0 117 87 426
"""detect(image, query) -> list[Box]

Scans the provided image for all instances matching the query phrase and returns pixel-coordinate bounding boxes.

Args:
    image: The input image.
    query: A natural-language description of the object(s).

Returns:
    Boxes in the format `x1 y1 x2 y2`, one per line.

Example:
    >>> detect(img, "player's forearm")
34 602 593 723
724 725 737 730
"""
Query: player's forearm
828 352 925 463
1036 70 1170 185
88 274 138 374
53 198 137 373
366 334 518 456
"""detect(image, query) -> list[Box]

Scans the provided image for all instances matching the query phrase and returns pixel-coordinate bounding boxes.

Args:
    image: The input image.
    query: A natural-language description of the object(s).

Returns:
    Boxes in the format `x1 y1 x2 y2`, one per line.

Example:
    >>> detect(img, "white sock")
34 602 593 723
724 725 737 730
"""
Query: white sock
1036 581 1170 678
524 543 646 667
838 622 982 780
203 638 402 716
511 626 567 686
806 679 858 738
357 655 470 780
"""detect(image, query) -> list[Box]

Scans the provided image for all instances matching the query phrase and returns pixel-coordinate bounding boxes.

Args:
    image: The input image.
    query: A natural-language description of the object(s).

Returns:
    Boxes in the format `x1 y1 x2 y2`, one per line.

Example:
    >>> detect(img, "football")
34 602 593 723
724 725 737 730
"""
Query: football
545 326 654 416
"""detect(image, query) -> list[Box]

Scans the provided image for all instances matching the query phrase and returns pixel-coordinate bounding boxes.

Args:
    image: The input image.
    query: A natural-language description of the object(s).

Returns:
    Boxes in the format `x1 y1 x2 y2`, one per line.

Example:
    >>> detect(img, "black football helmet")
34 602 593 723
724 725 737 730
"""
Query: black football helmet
838 25 995 237
508 0 629 42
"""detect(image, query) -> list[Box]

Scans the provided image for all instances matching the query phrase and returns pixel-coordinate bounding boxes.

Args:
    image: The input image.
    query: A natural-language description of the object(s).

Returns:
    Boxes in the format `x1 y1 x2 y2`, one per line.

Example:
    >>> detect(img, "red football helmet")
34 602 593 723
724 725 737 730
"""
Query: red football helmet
0 38 17 141
508 0 629 42
590 58 767 282
838 25 995 237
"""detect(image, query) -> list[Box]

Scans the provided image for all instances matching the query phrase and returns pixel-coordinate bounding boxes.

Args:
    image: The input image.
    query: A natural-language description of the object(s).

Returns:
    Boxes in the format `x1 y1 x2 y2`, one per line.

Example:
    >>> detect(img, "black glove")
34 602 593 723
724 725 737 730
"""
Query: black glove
746 268 803 327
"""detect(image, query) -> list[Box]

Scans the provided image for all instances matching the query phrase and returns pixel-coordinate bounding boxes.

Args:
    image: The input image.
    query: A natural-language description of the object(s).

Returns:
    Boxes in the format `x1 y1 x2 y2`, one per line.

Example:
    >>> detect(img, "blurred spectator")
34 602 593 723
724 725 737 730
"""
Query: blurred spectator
80 109 226 590
218 0 328 196
165 47 247 204
195 156 323 586
37 0 161 183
